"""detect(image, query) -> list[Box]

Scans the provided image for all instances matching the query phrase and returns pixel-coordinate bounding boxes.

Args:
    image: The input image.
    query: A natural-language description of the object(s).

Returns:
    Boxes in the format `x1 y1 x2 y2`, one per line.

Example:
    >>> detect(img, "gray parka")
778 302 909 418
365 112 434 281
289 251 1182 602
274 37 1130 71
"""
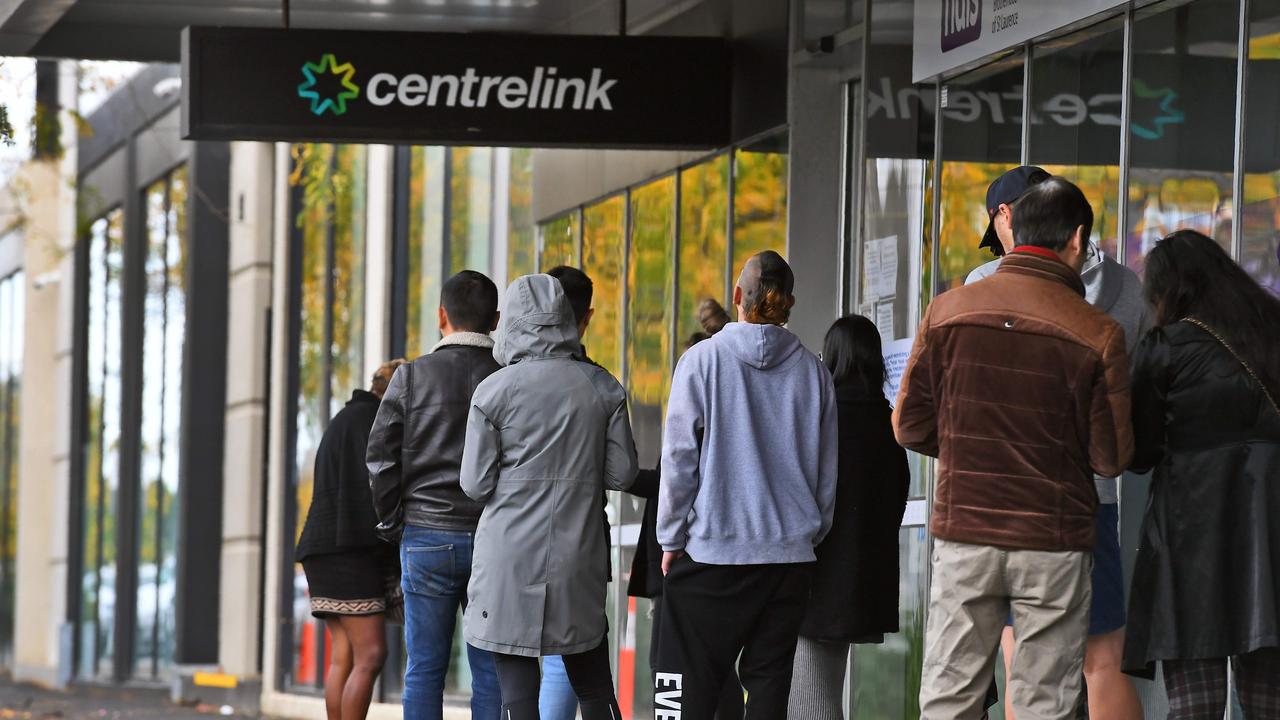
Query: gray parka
460 274 639 657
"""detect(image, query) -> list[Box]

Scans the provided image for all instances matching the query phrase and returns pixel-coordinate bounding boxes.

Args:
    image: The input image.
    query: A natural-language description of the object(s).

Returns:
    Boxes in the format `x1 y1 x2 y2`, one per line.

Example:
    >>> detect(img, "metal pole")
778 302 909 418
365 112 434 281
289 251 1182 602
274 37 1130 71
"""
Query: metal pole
1021 42 1034 166
282 0 290 29
1117 4 1135 266
1232 0 1250 263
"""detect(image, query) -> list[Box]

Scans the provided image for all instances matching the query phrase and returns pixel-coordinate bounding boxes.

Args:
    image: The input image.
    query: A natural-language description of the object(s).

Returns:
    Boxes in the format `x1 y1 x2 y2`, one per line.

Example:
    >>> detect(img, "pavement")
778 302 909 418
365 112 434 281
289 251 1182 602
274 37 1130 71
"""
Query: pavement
0 679 259 720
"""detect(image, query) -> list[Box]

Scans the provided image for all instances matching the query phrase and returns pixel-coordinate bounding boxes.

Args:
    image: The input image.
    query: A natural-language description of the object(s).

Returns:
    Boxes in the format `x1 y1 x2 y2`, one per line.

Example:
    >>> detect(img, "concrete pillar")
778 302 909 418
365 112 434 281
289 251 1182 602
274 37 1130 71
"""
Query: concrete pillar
216 141 275 690
13 59 79 687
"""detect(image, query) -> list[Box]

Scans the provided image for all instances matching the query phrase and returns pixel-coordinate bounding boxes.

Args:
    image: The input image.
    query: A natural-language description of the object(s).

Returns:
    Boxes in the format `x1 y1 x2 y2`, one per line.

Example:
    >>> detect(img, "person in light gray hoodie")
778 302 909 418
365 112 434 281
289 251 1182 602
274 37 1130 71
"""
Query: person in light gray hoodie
653 250 838 720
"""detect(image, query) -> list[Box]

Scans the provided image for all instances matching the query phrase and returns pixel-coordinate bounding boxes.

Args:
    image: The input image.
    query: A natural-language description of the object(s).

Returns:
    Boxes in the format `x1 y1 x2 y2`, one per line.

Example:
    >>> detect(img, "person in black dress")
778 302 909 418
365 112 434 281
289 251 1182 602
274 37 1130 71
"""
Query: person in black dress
1122 230 1280 717
296 359 405 720
787 314 910 719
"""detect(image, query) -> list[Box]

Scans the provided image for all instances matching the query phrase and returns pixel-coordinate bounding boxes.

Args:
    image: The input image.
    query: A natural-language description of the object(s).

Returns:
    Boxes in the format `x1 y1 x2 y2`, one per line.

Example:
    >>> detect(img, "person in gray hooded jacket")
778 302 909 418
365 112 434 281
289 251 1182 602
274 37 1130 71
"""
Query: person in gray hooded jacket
460 273 639 720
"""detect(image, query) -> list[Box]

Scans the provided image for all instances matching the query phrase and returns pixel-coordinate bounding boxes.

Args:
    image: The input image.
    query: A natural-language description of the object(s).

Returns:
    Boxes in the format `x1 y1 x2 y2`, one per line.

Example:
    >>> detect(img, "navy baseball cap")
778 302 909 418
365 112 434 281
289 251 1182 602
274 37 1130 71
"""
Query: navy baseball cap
981 166 1050 256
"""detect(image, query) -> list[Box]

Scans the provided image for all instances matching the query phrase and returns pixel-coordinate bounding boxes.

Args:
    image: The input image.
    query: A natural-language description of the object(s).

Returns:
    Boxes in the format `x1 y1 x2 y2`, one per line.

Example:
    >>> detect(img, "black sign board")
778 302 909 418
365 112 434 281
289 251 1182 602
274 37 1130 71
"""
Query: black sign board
182 26 730 149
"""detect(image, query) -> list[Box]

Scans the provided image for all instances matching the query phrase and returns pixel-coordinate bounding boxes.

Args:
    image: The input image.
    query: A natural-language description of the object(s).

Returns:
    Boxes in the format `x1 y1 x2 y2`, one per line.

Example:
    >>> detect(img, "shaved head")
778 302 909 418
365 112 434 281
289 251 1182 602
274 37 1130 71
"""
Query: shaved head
735 251 795 325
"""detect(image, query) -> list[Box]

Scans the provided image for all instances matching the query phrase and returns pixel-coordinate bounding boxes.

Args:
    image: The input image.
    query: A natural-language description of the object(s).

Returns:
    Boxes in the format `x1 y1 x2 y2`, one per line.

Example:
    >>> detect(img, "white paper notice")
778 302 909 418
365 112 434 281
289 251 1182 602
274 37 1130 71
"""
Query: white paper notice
878 236 899 298
863 236 899 300
876 303 894 344
882 336 915 406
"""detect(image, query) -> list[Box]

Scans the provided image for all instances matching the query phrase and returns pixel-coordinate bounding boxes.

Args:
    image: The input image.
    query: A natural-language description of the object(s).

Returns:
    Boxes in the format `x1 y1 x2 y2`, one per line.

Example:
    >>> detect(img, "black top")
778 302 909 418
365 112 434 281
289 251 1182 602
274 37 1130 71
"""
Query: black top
800 384 910 643
296 390 383 561
1122 322 1280 677
366 343 502 538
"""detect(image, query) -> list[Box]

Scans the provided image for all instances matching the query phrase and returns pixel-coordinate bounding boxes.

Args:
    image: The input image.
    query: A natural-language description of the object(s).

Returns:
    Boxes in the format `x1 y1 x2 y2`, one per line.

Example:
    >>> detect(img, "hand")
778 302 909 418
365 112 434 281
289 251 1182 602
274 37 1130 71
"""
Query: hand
662 550 685 576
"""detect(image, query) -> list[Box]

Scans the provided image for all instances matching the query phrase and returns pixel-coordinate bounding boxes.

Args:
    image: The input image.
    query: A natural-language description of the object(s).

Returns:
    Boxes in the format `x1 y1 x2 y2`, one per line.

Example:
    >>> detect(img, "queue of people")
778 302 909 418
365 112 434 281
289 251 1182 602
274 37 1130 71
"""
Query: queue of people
292 169 1280 720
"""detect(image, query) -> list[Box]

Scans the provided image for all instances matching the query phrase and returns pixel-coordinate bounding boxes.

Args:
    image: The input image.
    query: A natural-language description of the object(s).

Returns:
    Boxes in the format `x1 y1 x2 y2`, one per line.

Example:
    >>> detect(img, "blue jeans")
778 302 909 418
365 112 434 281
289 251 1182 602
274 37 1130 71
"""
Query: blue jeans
538 655 579 720
401 526 502 720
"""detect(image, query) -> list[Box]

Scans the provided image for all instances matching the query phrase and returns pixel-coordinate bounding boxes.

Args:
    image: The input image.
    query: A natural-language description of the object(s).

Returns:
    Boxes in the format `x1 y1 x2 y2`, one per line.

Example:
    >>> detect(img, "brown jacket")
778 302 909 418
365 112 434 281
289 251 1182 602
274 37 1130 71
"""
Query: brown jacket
893 248 1133 552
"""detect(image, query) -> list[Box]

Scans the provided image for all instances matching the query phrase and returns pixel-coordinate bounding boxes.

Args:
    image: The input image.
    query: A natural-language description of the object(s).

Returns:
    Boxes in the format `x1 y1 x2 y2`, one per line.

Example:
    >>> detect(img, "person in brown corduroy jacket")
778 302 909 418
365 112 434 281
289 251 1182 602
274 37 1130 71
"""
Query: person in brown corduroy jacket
894 176 1133 720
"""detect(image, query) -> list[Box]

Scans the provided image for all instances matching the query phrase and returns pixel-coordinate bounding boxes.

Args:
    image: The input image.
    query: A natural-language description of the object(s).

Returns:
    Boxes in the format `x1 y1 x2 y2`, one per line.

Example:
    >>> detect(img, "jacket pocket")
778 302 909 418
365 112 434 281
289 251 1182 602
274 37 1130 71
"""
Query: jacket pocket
403 544 457 597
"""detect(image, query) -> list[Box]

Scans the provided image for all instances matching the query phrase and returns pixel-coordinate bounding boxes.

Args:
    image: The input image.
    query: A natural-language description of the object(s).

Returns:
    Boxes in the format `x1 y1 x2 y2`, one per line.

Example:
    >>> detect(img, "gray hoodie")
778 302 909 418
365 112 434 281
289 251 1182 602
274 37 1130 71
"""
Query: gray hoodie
658 321 839 564
966 248 1148 502
461 274 638 657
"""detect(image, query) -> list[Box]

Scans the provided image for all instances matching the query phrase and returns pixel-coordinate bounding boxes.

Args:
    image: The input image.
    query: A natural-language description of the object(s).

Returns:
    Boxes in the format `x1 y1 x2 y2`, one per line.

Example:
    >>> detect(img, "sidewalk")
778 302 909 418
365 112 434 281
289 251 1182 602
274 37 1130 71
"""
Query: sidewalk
0 678 259 719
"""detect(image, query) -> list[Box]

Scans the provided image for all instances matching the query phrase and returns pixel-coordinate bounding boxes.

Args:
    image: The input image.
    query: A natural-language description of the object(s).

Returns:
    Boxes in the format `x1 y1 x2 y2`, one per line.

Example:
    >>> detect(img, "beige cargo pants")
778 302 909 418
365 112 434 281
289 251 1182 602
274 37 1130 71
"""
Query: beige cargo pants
919 538 1092 720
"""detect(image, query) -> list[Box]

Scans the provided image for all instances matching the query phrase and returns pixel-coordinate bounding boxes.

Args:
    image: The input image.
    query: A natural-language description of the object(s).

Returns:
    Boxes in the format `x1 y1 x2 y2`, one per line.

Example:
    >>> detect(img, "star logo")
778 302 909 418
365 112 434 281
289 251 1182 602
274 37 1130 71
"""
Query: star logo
297 54 360 117
1129 79 1186 141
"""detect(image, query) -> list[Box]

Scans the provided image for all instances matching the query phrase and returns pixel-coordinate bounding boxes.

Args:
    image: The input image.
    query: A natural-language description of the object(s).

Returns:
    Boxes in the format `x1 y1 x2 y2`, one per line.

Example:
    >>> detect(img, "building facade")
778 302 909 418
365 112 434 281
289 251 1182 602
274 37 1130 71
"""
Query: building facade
0 0 1277 718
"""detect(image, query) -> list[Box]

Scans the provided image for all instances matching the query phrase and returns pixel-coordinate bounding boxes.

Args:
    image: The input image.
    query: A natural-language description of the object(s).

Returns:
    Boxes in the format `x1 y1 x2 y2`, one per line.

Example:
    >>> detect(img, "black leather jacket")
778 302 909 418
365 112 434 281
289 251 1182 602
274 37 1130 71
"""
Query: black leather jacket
366 336 501 539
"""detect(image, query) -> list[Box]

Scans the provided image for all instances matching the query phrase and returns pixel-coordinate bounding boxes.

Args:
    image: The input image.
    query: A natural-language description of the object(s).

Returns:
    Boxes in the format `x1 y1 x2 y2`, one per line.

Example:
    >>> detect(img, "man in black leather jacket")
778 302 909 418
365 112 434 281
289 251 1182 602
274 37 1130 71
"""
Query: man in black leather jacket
365 270 503 720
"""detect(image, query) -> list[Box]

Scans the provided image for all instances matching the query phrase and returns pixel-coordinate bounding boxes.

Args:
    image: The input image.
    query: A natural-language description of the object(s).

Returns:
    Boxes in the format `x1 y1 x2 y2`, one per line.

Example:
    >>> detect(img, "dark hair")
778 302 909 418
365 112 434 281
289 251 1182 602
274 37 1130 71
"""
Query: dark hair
547 266 593 326
1144 230 1280 397
739 251 795 325
823 315 886 395
1011 176 1094 251
440 270 499 333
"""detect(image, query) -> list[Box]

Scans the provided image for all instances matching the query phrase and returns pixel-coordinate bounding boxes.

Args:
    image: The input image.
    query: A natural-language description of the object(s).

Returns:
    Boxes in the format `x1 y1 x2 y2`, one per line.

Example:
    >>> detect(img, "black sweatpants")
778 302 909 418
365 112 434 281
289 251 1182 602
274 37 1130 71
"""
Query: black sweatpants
493 638 621 720
650 595 746 719
653 555 813 720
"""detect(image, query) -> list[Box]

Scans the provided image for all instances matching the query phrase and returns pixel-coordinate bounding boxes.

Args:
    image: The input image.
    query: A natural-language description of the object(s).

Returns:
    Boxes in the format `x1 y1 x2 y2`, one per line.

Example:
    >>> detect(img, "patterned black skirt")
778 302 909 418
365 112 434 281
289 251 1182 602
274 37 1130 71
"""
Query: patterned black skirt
302 547 400 619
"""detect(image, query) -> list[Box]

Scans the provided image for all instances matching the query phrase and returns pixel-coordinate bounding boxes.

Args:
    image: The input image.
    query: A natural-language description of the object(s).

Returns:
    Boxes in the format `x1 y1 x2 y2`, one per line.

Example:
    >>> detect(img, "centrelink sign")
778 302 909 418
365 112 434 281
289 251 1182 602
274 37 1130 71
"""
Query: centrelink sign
182 27 729 148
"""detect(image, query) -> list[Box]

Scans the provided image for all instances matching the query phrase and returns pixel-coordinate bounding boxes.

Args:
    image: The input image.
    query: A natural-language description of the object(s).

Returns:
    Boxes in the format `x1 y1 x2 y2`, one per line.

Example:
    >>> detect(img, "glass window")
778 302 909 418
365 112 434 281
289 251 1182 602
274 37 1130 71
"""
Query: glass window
1126 0 1241 271
449 147 494 276
1243 0 1280 294
677 156 730 355
581 197 625 377
287 143 368 690
507 148 538 280
733 136 790 277
539 213 581 271
937 57 1025 294
135 166 188 679
1029 20 1126 260
0 270 23 666
80 209 125 679
849 526 928 718
621 176 676 717
406 147 447 358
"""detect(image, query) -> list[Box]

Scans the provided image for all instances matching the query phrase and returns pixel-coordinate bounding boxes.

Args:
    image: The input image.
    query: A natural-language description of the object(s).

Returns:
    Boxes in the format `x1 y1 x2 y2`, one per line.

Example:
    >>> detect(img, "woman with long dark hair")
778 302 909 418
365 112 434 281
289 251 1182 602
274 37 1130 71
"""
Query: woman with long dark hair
788 315 910 719
1122 230 1280 717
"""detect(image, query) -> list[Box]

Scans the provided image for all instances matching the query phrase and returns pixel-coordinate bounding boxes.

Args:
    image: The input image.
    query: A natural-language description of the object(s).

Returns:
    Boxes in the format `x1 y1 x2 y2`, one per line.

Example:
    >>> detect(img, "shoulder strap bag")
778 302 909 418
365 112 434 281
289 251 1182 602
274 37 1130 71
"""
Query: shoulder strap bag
1181 316 1280 418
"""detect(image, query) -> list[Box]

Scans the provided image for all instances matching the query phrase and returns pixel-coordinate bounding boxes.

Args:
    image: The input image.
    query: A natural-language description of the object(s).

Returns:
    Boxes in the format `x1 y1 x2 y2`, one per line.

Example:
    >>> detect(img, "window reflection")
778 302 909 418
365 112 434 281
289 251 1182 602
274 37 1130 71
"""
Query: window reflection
136 166 187 679
582 197 625 377
289 143 368 690
507 148 537 279
406 147 447 357
539 213 580 271
80 209 124 679
1029 21 1125 259
1243 0 1280 294
733 137 789 276
449 147 494 275
1126 0 1240 271
850 526 928 719
678 157 730 355
937 58 1025 294
0 270 23 666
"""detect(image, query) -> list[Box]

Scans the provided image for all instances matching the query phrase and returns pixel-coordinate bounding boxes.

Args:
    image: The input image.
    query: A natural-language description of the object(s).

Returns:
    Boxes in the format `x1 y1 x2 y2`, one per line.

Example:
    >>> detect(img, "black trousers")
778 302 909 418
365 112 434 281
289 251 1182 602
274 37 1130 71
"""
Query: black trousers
654 555 813 720
493 638 620 720
650 594 746 719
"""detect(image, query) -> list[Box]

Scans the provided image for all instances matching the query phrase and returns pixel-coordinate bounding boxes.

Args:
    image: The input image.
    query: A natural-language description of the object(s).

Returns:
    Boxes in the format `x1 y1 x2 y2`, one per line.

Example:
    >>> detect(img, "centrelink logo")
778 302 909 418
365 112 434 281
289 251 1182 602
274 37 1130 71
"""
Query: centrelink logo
297 53 360 116
298 53 620 116
941 0 982 52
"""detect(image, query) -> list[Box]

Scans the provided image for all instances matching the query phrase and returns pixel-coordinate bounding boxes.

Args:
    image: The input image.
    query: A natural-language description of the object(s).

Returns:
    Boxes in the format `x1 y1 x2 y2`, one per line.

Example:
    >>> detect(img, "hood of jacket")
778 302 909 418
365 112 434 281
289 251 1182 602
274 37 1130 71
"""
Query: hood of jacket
494 274 581 366
716 321 804 370
1082 248 1124 315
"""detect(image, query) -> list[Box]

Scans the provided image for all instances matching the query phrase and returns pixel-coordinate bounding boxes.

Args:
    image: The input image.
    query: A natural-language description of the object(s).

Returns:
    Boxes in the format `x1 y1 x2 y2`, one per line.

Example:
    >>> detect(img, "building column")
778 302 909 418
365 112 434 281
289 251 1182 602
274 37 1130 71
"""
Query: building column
13 59 79 688
205 141 275 707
